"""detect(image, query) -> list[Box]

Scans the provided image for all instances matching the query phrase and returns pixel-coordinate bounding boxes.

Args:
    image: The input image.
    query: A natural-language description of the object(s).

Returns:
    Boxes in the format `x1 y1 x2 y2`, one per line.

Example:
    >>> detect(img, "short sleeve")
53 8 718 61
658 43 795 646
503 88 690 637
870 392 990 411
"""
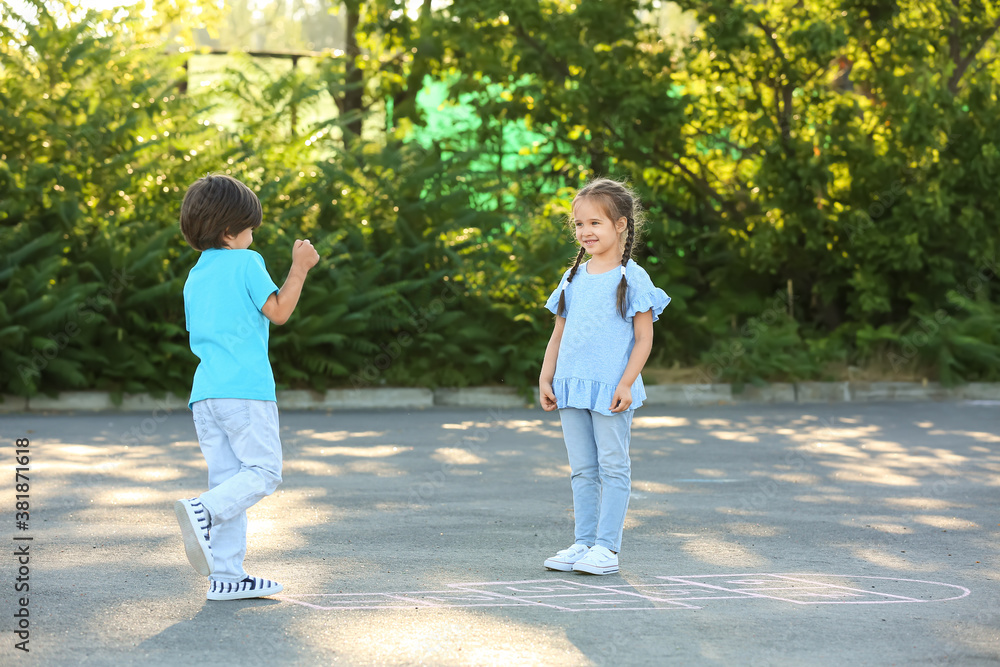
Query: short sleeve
544 269 571 316
245 251 279 311
626 263 670 322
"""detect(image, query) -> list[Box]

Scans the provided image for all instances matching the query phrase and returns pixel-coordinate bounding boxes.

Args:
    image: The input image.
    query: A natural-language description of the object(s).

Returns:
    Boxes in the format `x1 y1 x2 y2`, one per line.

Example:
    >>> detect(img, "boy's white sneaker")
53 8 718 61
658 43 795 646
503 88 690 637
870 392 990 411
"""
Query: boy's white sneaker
207 576 283 601
174 498 214 576
544 543 591 571
572 545 619 575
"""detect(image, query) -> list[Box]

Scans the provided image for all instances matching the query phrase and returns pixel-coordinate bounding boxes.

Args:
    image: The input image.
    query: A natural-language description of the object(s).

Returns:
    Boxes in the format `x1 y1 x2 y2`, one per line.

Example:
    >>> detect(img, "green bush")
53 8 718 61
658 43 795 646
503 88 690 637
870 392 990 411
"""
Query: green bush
0 3 218 397
856 292 1000 385
2 0 999 399
698 317 843 387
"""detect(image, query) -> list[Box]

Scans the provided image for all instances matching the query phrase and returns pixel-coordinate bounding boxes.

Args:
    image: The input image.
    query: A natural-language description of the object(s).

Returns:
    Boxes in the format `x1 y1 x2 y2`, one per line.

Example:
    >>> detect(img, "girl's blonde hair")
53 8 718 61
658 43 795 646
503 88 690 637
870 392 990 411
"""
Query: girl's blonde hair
557 178 645 319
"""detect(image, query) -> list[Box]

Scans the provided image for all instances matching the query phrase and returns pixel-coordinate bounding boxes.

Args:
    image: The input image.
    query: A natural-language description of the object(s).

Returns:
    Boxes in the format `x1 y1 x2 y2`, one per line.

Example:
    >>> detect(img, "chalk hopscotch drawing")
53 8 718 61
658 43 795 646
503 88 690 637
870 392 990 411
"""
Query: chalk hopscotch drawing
278 573 970 612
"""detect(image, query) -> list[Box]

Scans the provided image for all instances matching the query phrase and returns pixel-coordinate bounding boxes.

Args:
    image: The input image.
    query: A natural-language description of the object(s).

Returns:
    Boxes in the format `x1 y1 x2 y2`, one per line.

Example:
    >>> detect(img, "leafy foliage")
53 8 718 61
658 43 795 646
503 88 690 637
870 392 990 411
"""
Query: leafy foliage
2 0 999 398
0 1 216 396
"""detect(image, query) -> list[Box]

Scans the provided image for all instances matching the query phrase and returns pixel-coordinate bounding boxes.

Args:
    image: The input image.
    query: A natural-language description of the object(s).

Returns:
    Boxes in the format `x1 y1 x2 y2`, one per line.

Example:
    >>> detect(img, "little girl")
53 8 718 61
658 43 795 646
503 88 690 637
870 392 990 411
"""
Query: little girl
539 178 670 575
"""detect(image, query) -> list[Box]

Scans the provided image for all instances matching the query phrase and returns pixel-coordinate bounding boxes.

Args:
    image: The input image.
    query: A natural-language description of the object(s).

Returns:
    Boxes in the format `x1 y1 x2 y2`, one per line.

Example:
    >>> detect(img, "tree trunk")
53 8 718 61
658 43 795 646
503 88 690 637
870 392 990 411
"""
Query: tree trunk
333 0 364 145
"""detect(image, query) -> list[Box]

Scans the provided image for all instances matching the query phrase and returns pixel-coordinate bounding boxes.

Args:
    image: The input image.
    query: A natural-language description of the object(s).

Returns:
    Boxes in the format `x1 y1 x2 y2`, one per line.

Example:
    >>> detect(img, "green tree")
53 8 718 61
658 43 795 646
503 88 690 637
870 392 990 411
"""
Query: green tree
3 0 999 399
669 0 1000 380
0 0 223 397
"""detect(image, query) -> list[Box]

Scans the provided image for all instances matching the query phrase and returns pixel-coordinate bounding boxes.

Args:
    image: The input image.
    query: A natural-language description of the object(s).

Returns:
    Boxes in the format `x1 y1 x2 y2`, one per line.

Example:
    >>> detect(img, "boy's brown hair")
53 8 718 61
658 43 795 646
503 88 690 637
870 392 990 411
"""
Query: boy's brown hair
180 174 263 251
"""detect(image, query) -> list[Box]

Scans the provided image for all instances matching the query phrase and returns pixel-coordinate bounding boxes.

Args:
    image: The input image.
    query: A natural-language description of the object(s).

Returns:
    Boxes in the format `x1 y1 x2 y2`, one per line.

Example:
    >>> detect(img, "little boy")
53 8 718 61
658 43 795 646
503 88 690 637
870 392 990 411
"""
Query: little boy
175 173 319 600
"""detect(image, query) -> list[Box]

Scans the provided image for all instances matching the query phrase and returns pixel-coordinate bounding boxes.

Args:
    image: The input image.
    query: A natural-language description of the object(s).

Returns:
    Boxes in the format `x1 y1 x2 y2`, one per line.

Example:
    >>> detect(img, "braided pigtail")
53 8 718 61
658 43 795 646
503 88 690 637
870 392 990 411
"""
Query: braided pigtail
616 216 635 319
557 246 587 317
570 176 645 319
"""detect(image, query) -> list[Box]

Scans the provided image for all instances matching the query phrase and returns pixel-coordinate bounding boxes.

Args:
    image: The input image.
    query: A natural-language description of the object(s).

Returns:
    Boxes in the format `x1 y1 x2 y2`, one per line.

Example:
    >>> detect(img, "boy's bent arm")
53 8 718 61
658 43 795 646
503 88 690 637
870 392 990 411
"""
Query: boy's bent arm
262 239 320 325
261 269 307 325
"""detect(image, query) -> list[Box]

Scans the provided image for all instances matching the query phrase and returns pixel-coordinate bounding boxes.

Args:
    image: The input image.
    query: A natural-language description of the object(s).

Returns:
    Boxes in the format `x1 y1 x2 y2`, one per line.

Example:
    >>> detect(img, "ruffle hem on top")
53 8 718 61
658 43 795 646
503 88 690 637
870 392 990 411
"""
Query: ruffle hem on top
625 289 670 322
551 376 648 417
548 272 671 416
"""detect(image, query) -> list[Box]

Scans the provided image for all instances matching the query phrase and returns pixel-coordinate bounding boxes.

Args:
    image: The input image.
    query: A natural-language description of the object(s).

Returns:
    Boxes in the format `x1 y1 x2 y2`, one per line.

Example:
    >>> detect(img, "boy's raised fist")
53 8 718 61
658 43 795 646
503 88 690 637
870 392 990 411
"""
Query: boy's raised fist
292 239 320 271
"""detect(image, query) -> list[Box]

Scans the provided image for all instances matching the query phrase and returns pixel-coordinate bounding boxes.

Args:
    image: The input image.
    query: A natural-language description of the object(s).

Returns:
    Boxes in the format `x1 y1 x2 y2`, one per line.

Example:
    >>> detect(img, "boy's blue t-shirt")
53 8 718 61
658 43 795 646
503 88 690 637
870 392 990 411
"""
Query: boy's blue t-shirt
184 248 279 408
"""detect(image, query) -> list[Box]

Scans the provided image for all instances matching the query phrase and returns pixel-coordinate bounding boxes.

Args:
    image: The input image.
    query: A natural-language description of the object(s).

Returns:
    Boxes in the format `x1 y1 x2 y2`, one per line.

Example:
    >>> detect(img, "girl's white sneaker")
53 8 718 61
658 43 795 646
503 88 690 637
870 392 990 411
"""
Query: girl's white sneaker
543 543 591 571
572 545 619 575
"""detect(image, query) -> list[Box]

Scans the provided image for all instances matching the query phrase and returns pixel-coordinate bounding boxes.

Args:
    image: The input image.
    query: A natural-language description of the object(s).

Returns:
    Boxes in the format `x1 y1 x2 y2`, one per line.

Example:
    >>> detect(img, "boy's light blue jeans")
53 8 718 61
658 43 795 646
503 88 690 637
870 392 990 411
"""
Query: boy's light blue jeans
558 408 633 553
192 398 282 583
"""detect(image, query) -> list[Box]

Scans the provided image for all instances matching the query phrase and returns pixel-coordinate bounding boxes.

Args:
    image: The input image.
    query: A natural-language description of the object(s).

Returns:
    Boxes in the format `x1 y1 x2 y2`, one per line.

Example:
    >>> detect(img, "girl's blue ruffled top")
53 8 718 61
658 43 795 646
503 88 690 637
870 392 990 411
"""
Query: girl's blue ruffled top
544 259 670 416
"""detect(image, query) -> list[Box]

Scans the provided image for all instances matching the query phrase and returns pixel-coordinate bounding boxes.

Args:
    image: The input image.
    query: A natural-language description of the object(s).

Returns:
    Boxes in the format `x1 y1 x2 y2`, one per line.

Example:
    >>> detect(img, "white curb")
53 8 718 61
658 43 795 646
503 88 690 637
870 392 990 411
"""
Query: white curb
732 383 797 403
7 381 1000 413
278 388 434 410
433 387 533 408
644 384 733 405
28 392 116 411
949 383 1000 400
795 382 852 403
0 395 29 413
850 382 949 402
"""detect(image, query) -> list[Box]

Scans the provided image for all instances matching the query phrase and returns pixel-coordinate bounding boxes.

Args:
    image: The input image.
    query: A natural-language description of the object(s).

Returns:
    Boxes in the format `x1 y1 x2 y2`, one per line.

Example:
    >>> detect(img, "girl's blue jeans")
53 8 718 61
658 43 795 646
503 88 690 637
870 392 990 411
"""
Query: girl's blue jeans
558 407 633 553
192 398 283 583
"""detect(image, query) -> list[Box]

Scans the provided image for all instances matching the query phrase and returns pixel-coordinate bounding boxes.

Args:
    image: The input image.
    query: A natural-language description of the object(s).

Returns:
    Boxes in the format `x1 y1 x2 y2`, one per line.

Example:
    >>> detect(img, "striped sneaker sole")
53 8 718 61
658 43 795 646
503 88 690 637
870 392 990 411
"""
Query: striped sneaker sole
174 499 213 576
207 576 283 601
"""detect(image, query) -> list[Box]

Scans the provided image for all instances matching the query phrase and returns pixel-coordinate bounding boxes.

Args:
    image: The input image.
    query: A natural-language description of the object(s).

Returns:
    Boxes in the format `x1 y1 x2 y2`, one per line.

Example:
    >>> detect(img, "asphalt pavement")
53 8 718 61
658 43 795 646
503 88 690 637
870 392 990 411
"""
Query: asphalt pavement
1 401 998 666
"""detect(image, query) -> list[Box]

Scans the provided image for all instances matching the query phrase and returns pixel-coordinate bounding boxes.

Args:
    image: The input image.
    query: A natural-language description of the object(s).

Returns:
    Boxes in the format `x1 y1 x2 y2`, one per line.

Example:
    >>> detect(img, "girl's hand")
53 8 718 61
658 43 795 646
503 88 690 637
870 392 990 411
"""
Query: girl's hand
539 382 558 411
610 384 632 413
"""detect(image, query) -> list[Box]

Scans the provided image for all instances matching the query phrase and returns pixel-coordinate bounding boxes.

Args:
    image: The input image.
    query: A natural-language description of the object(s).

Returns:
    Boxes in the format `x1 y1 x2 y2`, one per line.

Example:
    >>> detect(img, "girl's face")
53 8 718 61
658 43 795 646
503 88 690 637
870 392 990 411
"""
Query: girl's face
573 197 626 262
